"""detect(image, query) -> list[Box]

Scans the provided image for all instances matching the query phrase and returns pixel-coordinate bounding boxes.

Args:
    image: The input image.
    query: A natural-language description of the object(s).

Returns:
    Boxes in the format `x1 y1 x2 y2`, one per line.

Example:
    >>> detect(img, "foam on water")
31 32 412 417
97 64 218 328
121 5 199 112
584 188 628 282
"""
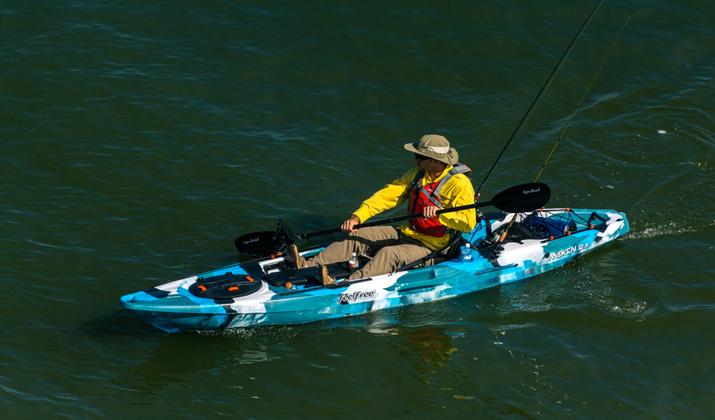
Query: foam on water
627 220 715 240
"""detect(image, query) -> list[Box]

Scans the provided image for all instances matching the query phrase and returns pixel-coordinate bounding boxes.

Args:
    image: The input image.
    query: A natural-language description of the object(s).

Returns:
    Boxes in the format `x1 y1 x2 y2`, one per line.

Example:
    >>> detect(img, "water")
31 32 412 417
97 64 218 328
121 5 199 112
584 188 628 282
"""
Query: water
2 0 714 417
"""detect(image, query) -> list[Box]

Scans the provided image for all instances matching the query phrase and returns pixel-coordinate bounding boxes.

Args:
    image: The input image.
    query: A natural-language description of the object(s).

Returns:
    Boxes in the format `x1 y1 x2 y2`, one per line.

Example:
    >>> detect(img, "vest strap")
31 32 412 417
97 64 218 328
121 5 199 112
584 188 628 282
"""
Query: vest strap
408 163 472 212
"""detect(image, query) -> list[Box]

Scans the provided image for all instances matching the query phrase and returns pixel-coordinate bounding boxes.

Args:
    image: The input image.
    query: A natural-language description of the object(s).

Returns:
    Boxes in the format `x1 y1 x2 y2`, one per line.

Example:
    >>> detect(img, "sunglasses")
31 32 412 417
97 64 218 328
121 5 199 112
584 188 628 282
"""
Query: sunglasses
414 154 430 161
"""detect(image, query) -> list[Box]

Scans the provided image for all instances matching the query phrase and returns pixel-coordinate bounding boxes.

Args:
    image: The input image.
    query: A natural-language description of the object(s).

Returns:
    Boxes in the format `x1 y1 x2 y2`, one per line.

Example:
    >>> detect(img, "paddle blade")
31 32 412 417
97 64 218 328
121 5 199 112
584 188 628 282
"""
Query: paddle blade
234 231 281 256
491 182 550 213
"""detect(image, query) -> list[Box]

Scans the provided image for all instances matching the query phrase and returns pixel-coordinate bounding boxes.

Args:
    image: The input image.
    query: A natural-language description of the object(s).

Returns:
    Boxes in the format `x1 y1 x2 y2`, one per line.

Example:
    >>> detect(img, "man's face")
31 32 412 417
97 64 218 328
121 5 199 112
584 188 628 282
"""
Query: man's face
414 153 431 170
415 153 441 172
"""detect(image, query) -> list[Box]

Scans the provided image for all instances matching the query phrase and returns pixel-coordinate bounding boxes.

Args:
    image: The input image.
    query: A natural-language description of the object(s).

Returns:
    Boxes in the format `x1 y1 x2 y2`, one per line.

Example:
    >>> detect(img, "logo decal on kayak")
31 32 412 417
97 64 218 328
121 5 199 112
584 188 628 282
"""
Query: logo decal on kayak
546 243 589 262
338 290 377 305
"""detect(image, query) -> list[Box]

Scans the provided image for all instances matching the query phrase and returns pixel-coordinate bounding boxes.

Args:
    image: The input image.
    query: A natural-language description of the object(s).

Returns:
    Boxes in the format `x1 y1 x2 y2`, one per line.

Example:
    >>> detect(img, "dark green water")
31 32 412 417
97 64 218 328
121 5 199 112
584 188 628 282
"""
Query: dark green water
2 0 714 417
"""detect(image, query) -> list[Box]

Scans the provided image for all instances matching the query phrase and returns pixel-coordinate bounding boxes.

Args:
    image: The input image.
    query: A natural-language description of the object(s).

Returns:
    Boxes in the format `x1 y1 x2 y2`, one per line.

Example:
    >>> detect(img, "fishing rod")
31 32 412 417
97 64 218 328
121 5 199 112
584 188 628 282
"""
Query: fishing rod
475 0 605 196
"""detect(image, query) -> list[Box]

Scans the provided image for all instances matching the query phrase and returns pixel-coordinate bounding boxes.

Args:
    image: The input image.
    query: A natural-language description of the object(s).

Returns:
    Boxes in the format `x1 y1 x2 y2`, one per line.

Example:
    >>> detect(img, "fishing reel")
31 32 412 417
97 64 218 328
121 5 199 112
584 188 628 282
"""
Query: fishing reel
475 237 504 260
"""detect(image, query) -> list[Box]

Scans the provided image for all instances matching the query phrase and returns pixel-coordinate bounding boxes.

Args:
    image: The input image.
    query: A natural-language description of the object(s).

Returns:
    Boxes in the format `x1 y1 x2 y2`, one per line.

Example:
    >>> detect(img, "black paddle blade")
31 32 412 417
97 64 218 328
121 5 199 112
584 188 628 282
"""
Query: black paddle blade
234 231 281 256
491 182 551 213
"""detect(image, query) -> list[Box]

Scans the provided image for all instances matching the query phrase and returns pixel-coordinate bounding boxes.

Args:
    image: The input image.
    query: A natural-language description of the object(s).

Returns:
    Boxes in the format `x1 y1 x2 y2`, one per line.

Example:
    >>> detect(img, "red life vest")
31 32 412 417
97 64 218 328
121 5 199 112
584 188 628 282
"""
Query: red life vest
408 163 472 237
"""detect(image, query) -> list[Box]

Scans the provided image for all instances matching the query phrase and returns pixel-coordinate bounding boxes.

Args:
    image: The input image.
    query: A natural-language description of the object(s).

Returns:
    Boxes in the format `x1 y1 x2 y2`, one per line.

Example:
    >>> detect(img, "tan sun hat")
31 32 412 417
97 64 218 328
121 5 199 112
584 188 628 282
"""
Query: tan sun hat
403 134 458 165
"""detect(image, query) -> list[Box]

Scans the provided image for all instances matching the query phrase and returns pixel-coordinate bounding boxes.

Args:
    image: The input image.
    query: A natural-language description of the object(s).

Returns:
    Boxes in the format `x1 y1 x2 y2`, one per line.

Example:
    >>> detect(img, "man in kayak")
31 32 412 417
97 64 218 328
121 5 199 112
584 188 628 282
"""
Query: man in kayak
288 134 477 285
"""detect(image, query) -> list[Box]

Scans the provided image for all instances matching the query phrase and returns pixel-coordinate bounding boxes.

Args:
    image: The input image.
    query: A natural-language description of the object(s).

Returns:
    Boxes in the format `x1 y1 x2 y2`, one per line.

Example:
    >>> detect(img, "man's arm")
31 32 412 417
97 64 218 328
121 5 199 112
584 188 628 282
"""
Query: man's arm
340 169 418 232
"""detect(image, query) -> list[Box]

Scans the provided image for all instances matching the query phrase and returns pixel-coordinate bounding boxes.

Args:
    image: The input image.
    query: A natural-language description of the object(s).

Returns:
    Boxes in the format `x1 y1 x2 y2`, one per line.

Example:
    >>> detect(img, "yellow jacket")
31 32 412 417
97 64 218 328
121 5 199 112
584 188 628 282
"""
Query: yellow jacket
352 165 477 251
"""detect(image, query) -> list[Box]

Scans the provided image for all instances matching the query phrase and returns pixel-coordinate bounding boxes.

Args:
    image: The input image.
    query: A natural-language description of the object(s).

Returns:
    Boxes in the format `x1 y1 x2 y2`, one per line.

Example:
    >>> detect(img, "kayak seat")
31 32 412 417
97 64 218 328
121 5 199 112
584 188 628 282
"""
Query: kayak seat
396 232 464 272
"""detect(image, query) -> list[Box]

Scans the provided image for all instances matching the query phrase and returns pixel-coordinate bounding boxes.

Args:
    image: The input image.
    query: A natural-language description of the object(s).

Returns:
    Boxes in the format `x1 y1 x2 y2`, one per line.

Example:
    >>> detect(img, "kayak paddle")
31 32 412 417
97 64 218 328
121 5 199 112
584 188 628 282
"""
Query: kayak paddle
234 182 550 256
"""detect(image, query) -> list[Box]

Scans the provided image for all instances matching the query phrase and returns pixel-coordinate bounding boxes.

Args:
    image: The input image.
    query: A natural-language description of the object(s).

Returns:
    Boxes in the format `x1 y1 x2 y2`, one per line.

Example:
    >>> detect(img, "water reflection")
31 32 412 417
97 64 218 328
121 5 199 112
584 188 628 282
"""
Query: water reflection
318 306 465 373
399 326 459 373
106 301 469 393
115 326 299 392
363 322 461 373
117 334 229 392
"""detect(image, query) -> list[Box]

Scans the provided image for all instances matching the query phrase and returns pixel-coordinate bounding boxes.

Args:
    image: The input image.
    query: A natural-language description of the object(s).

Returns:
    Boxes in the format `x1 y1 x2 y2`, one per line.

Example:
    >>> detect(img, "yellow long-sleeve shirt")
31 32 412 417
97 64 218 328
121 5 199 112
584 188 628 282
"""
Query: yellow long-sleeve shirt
352 165 477 251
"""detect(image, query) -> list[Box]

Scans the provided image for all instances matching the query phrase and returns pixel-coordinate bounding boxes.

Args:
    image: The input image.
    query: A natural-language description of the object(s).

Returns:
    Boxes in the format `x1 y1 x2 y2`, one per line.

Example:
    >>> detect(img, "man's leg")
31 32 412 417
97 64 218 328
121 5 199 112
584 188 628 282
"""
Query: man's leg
348 239 432 280
303 226 401 268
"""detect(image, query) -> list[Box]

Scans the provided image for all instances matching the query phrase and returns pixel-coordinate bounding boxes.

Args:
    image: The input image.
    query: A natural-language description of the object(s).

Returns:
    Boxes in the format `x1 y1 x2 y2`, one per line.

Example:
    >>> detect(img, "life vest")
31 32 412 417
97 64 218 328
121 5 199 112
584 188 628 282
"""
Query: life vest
408 163 472 237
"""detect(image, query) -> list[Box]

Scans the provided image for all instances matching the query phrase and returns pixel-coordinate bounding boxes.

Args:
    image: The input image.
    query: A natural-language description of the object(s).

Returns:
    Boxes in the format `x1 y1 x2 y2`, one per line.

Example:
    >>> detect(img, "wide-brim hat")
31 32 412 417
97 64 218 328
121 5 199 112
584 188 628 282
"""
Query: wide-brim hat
404 134 458 165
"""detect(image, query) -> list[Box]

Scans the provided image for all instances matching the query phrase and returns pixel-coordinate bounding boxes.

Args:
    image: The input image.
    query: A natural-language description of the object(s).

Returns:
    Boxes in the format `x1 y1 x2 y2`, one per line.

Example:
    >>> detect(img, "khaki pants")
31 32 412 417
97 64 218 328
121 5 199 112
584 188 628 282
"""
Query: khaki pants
303 226 433 280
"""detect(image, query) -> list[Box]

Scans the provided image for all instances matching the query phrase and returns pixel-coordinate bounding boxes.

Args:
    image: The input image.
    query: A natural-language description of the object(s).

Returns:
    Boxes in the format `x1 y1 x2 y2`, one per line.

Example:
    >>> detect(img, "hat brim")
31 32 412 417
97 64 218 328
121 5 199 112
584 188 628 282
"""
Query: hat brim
404 143 458 165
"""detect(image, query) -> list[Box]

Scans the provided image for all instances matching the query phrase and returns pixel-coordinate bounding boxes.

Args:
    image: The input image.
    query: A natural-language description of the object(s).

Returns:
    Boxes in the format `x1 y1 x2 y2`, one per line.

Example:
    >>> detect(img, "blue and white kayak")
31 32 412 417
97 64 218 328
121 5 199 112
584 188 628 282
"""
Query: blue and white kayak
120 208 629 333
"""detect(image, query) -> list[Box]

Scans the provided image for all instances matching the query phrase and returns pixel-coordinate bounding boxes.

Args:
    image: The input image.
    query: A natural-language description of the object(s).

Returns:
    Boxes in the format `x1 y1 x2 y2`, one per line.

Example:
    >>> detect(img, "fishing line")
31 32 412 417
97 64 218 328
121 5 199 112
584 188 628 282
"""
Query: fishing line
475 0 604 196
533 14 631 182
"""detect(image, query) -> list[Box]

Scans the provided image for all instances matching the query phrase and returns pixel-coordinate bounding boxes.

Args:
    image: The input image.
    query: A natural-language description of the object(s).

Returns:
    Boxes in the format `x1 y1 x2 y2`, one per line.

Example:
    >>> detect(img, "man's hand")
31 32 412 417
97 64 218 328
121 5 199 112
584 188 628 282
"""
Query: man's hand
422 206 440 219
341 215 361 234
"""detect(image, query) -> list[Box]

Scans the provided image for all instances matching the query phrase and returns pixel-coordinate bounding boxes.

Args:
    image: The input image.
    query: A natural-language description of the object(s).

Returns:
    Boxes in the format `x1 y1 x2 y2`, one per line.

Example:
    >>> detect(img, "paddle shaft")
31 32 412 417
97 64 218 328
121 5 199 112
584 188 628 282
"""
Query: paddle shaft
234 182 549 255
297 200 494 240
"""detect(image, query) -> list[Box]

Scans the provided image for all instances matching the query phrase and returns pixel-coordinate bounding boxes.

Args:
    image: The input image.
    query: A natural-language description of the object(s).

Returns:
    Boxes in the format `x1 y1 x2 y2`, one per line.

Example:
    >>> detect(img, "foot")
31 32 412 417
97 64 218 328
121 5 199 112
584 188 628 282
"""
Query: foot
286 244 307 269
319 265 336 286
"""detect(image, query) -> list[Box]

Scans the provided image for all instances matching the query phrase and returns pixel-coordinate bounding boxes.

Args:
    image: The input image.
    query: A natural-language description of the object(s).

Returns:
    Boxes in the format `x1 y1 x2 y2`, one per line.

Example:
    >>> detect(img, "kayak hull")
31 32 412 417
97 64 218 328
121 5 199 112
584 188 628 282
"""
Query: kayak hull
120 208 629 333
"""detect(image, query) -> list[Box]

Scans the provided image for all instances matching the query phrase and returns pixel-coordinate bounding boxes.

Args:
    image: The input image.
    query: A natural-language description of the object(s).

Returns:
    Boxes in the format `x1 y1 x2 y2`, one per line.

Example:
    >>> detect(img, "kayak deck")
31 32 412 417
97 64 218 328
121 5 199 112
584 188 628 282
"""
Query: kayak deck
120 208 629 333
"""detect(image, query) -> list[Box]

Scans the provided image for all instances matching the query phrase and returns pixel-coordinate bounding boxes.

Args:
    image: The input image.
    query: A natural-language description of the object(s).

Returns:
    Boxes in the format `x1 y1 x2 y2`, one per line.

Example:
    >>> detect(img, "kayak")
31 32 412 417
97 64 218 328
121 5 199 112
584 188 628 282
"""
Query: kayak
120 208 629 333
